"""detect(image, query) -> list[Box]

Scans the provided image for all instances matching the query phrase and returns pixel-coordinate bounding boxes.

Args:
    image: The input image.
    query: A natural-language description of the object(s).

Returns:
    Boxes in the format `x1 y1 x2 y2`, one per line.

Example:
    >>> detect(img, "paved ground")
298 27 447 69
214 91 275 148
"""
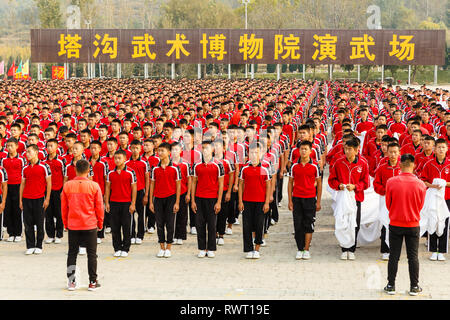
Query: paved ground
0 168 448 300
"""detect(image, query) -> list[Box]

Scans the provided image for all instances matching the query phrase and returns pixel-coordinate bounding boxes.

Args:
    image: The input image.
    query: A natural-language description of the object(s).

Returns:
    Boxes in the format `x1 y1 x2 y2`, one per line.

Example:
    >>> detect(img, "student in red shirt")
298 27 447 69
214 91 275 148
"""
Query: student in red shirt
19 144 52 255
171 142 191 246
0 164 7 241
414 135 435 176
420 139 450 261
89 140 109 242
288 141 322 260
1 138 27 242
126 140 150 245
104 149 137 258
191 141 224 258
238 142 271 259
373 142 401 260
384 154 426 296
400 130 422 155
328 137 370 260
149 142 181 258
102 137 119 171
43 139 66 244
142 138 159 233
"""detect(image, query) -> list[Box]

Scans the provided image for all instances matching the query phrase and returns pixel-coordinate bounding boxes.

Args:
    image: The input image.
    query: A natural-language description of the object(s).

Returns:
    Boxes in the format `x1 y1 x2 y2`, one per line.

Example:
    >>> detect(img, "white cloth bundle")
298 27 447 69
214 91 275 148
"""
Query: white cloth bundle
357 181 382 245
334 189 357 249
358 131 366 154
420 178 450 237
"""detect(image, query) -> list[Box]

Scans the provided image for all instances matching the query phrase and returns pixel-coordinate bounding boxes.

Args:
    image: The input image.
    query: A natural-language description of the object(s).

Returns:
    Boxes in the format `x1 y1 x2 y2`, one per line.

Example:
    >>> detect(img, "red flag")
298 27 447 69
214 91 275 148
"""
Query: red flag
7 62 16 77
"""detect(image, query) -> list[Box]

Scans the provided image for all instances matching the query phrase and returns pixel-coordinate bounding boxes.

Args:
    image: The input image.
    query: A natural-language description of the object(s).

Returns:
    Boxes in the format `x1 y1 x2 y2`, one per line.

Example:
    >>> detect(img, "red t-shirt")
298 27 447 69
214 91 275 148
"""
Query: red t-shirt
239 163 270 202
107 166 137 202
22 160 51 199
193 160 224 199
289 159 320 198
0 154 27 185
150 161 181 198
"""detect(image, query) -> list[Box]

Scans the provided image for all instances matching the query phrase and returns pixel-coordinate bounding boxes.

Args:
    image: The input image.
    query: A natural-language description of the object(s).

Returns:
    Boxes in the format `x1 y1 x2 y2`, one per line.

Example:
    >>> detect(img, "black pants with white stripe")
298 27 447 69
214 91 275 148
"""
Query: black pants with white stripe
154 195 176 244
23 197 45 249
110 202 132 253
195 197 217 251
131 189 145 240
292 197 316 251
242 201 265 253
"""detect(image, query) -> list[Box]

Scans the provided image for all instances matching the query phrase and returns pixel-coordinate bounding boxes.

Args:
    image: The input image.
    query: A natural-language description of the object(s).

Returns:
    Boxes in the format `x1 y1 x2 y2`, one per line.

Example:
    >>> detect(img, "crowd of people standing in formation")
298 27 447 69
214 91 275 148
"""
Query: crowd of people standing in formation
0 79 448 271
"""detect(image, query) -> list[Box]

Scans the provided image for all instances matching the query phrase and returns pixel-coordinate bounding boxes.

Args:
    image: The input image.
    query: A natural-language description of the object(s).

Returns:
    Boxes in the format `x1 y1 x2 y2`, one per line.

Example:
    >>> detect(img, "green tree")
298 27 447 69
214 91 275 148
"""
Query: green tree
34 0 62 28
341 64 354 76
266 64 276 73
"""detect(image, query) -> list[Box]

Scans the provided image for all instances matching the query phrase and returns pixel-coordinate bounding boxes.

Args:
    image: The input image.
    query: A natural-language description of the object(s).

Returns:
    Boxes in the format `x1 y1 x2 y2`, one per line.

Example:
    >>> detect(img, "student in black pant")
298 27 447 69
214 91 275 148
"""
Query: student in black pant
171 143 191 245
20 144 52 255
104 150 137 258
0 167 7 240
149 142 181 257
238 142 271 259
288 141 322 260
191 141 224 258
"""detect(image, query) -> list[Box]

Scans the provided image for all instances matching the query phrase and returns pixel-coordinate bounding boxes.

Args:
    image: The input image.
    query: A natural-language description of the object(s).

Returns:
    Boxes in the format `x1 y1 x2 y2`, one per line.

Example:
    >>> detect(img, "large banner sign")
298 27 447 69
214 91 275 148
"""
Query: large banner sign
31 29 446 65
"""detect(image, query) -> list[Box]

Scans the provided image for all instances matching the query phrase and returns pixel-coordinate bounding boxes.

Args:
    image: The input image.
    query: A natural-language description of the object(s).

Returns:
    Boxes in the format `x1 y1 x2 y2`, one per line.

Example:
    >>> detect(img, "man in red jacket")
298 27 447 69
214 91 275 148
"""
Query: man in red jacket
61 159 104 292
384 154 426 296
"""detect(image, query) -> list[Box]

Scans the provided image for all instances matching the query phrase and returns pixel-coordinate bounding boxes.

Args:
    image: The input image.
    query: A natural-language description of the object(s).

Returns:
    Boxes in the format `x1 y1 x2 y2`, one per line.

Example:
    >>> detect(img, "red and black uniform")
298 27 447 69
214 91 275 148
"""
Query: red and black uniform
173 160 191 241
43 155 66 240
239 163 270 253
22 160 51 250
90 157 109 238
192 159 224 252
150 160 181 245
328 155 370 253
0 166 7 238
107 166 137 253
421 156 450 253
0 154 27 238
215 158 235 237
126 156 150 241
289 159 320 251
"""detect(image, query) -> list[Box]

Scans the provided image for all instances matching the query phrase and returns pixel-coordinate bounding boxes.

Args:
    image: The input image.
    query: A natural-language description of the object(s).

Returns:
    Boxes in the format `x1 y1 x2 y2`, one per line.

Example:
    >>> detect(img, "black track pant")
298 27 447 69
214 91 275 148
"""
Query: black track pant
131 189 145 240
5 184 21 237
195 197 217 251
216 194 231 236
242 201 265 253
380 226 390 254
154 195 176 244
174 193 188 240
23 197 45 249
428 216 449 254
45 189 63 239
67 228 98 283
292 197 316 251
110 202 132 253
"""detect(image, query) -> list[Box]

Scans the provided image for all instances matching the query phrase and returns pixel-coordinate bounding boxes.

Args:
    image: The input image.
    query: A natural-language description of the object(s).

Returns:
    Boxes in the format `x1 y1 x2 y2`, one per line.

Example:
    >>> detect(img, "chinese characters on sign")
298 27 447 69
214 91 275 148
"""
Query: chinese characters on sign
31 29 445 65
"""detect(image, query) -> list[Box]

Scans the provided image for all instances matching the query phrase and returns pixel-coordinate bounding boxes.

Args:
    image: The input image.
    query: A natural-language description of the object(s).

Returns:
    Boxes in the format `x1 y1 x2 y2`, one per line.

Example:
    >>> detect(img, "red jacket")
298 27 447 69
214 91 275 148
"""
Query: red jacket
61 177 104 230
385 172 426 228
420 156 450 200
328 155 370 202
373 160 401 196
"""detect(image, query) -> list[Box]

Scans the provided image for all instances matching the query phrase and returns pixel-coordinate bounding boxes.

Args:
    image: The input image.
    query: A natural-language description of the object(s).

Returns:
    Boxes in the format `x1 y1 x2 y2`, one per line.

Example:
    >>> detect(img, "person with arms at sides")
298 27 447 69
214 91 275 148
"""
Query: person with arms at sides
43 139 66 244
104 150 137 258
62 159 104 291
191 141 224 258
373 142 402 261
149 142 181 257
20 144 52 255
288 140 322 260
238 142 271 259
142 138 159 234
384 154 426 296
0 164 7 241
126 140 150 245
328 137 370 260
420 139 450 261
0 138 26 242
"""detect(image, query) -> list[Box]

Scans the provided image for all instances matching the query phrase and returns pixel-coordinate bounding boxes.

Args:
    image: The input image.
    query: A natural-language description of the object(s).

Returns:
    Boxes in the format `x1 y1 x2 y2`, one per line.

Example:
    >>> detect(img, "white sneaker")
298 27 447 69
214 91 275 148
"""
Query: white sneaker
302 250 311 260
225 228 233 235
34 248 42 254
97 238 102 244
147 227 155 234
164 249 171 258
270 219 276 226
130 238 136 244
278 202 282 207
348 252 355 260
25 248 35 255
207 251 215 258
7 236 14 242
157 249 165 258
173 238 178 244
233 219 240 225
198 250 206 258
113 250 122 257
438 253 446 261
296 251 303 260
79 247 87 255
252 251 260 259
382 253 390 261
177 239 183 245
340 252 348 260
217 238 225 246
45 238 54 244
121 251 128 257
191 227 197 235
430 252 438 261
14 236 22 242
105 227 111 234
246 251 254 259
54 237 61 244
135 238 142 245
261 239 266 247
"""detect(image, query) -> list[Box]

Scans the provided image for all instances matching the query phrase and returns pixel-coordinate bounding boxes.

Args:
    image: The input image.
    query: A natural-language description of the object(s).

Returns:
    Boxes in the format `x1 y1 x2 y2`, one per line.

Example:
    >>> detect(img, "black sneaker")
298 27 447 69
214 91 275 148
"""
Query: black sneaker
409 285 422 296
88 281 101 291
384 284 396 295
